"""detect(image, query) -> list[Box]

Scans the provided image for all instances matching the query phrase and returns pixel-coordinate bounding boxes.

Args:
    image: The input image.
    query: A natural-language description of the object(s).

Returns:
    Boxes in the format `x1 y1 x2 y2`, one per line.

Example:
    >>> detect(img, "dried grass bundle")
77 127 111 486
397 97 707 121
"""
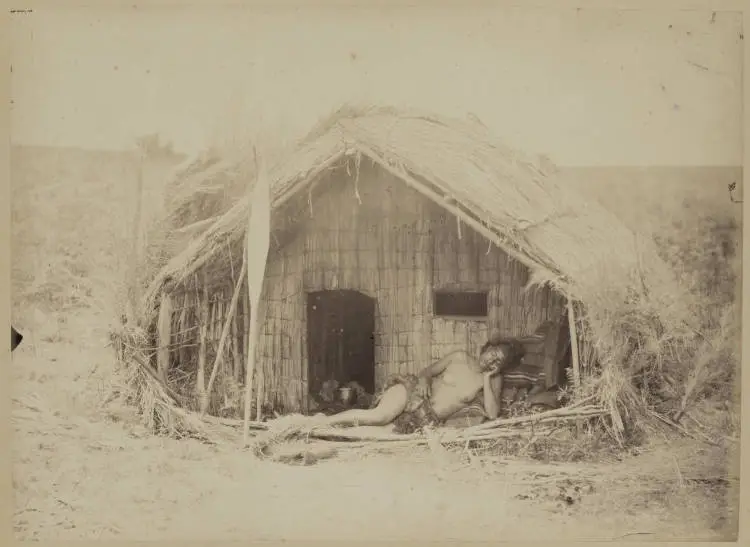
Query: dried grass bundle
250 413 324 457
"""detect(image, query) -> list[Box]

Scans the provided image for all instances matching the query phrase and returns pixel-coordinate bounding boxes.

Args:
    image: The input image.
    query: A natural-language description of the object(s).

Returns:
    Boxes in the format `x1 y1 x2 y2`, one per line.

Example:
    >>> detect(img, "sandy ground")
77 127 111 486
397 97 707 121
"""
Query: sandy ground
11 308 739 542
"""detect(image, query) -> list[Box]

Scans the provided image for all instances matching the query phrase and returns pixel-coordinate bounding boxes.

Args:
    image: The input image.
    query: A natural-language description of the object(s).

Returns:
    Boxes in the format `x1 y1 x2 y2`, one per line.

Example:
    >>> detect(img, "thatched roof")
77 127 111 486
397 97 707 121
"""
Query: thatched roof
142 105 685 321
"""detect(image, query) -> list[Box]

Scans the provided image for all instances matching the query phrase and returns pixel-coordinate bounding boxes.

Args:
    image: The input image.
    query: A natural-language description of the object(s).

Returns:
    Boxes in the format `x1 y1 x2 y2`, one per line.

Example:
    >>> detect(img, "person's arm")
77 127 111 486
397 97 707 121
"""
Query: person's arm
415 351 464 397
417 350 462 380
483 371 503 420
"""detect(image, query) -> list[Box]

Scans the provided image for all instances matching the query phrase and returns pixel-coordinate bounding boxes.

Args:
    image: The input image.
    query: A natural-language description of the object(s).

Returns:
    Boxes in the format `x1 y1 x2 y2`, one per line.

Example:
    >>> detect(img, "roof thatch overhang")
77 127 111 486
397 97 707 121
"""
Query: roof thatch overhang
141 105 683 326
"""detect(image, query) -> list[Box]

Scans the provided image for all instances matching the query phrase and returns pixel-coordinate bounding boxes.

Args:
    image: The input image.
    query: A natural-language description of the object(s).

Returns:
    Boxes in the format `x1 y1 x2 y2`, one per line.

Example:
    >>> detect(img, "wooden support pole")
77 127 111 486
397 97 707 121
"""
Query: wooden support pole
256 335 265 421
177 292 189 370
254 297 268 423
567 299 583 438
196 282 209 410
156 291 173 384
240 294 249 382
243 247 259 446
243 146 272 446
567 299 581 390
231 301 241 383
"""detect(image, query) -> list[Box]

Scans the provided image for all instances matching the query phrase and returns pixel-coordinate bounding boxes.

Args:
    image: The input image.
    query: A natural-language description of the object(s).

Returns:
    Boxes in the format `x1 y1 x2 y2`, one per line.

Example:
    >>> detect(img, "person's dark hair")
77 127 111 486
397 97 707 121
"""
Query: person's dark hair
480 335 524 365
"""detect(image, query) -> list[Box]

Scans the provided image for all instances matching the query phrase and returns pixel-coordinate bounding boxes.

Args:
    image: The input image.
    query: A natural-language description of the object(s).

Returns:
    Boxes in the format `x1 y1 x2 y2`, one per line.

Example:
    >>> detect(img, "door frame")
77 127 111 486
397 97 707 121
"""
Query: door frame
305 289 376 409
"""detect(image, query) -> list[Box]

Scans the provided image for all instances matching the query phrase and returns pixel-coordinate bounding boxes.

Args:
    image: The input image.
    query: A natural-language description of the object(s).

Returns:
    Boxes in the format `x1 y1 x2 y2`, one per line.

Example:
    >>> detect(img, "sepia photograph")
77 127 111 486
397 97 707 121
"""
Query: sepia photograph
8 3 743 542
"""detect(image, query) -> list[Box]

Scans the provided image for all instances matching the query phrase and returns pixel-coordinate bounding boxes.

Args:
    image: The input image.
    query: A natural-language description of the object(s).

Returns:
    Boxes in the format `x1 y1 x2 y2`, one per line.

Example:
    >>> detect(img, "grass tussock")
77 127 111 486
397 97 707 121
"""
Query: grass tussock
566 177 742 444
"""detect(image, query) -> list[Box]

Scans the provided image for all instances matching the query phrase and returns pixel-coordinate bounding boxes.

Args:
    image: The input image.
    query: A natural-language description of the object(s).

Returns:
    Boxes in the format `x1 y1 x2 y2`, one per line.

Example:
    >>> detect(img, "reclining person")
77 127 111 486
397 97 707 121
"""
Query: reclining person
317 336 524 434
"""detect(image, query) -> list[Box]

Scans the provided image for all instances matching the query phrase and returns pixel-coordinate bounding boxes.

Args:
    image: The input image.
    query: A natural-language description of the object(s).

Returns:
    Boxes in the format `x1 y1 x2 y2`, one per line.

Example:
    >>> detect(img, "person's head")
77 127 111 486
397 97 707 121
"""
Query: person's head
478 333 524 373
478 343 507 372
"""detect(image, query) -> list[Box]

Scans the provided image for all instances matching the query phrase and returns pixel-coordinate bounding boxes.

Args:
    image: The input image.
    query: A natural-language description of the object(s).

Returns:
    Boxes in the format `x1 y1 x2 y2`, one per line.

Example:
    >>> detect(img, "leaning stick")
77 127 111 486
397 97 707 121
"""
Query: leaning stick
202 253 248 414
463 405 606 434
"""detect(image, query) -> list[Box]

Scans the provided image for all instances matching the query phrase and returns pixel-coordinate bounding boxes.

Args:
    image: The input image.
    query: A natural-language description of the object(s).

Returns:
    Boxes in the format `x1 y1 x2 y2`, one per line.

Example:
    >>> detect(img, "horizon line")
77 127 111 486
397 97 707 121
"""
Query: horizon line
9 142 743 170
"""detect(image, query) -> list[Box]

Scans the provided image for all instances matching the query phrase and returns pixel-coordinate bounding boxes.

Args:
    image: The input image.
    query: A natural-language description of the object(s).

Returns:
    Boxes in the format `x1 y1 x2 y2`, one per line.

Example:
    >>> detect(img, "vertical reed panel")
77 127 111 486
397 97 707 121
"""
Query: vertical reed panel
176 292 190 370
241 286 250 401
195 282 209 404
350 191 362 290
231 296 241 382
410 211 431 375
216 290 226 380
156 291 173 383
236 162 569 410
291 236 306 412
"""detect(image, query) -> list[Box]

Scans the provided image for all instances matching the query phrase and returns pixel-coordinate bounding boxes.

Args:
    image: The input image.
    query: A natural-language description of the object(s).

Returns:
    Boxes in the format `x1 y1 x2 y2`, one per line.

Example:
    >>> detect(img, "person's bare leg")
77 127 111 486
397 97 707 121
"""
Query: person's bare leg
321 384 409 427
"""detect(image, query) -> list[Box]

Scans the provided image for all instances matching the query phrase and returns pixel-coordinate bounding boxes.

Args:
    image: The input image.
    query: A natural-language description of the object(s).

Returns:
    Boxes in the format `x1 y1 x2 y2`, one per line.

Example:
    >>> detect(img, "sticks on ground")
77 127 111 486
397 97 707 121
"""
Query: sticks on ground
463 405 606 435
243 404 609 453
126 351 185 405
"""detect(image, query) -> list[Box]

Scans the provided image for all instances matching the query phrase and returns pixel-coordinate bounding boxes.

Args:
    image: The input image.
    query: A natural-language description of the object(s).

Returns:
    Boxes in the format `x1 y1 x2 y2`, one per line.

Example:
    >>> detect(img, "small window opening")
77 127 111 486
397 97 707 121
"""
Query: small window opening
433 290 488 318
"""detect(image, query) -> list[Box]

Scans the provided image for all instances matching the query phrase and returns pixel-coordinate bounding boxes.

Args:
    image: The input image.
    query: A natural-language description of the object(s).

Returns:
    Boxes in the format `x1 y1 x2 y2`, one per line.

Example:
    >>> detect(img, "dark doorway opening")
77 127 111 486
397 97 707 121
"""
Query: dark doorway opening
307 290 376 399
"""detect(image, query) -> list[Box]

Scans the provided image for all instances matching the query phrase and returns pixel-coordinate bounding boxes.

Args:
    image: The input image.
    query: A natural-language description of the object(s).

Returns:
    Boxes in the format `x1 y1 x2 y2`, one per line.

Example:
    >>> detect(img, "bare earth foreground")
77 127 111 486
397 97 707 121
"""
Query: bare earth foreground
12 307 738 541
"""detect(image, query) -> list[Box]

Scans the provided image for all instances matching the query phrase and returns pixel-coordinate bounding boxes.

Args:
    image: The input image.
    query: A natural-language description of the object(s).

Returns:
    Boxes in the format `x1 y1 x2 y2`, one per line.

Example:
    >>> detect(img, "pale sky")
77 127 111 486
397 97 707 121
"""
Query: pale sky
9 6 743 166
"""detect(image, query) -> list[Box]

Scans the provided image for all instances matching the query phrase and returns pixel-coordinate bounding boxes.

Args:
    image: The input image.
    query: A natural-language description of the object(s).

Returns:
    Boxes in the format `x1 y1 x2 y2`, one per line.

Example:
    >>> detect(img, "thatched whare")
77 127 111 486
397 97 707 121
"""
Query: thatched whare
116 105 693 438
